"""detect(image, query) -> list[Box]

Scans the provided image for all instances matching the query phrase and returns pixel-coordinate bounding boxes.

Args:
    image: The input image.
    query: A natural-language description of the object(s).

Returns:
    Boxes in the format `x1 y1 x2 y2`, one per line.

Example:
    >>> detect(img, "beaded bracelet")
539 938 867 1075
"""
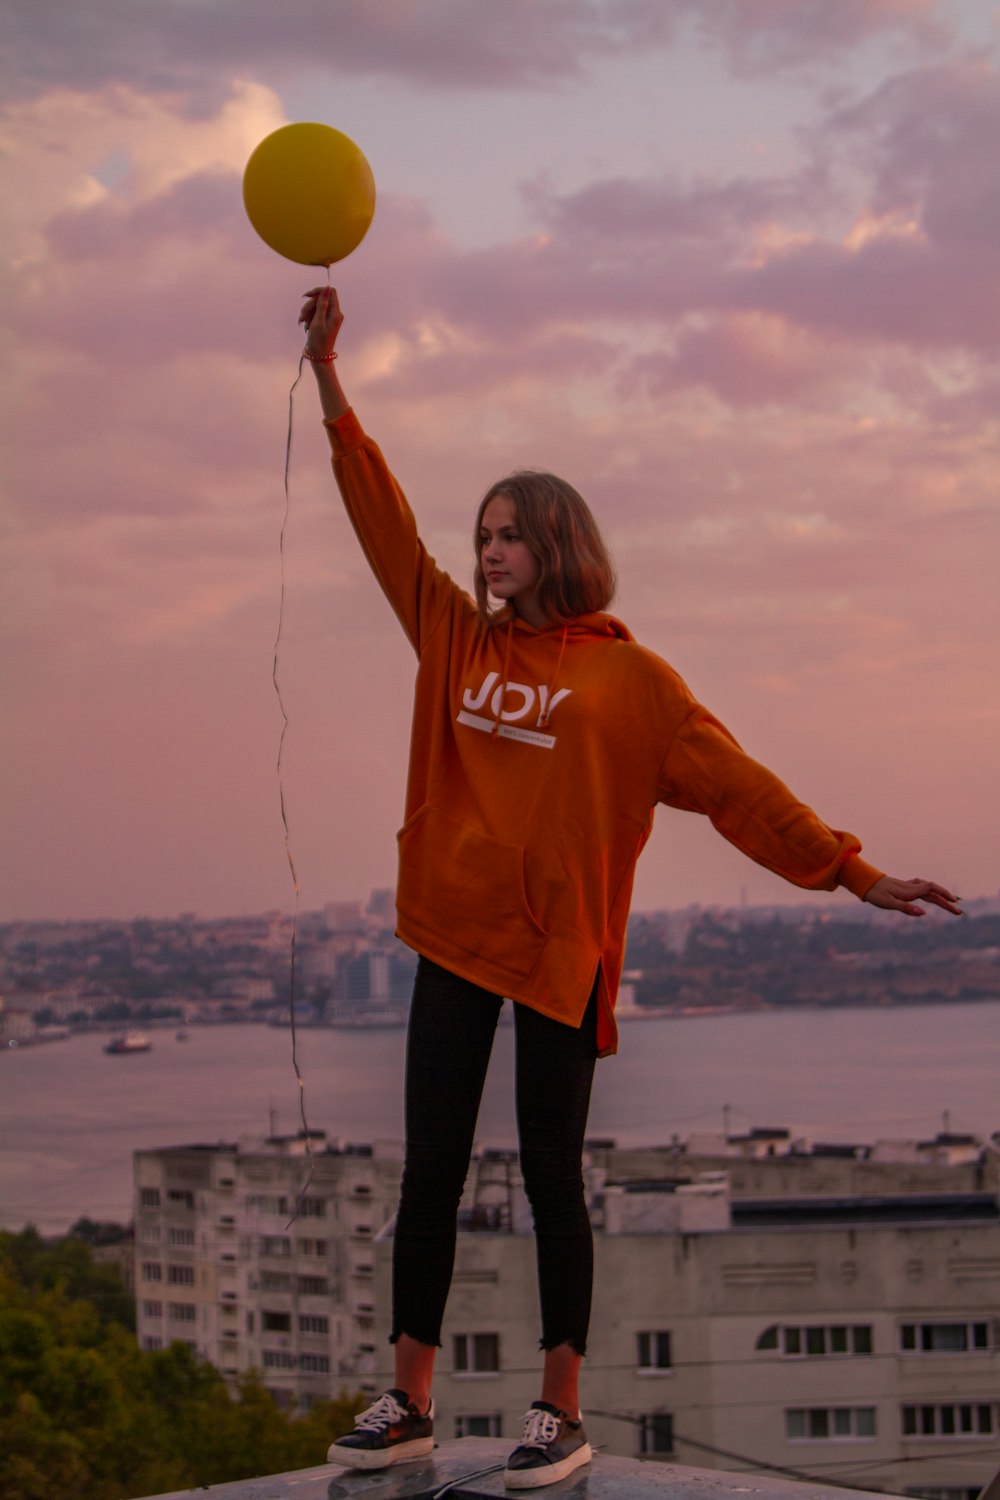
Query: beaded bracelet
303 349 338 362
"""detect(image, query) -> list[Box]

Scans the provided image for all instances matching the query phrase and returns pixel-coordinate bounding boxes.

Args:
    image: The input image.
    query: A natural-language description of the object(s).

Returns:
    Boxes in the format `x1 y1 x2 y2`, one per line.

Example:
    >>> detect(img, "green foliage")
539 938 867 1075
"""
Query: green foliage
0 1230 362 1500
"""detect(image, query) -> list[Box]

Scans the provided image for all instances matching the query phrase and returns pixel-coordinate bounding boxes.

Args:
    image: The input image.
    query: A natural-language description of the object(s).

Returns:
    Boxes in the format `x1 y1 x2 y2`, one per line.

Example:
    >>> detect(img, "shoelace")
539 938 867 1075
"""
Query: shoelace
520 1408 561 1448
355 1391 409 1432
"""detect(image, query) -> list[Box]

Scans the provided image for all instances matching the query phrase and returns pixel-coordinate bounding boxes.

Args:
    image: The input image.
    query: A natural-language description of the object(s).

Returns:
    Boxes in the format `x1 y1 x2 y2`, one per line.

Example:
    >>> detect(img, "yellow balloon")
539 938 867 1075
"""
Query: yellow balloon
242 123 376 267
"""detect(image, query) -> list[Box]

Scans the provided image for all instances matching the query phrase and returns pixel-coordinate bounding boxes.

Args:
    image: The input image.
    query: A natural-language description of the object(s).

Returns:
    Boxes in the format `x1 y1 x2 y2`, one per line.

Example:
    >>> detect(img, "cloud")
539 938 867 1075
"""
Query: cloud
0 0 680 101
677 0 946 76
0 0 950 106
621 311 862 406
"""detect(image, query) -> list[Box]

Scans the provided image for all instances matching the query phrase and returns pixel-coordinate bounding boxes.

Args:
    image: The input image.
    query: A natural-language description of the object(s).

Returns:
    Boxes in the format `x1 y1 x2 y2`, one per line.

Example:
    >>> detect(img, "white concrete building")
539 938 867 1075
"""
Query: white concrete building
133 1132 402 1410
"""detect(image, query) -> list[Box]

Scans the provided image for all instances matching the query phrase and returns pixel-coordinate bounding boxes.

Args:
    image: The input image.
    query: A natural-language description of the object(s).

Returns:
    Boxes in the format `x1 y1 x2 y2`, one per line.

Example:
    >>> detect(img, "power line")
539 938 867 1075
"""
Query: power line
587 1409 998 1486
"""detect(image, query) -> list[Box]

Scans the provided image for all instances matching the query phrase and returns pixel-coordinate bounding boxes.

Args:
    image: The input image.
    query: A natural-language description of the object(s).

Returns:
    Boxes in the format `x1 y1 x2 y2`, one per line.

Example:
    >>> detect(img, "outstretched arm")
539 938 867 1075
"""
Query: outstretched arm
657 702 963 920
863 875 962 917
299 285 349 422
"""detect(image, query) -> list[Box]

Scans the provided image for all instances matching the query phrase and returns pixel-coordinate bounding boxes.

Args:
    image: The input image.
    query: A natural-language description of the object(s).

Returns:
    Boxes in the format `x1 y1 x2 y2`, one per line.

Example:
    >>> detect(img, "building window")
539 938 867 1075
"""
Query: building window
636 1331 672 1371
299 1353 330 1373
166 1188 195 1210
786 1408 876 1441
142 1300 163 1318
262 1311 292 1332
261 1271 292 1292
167 1227 195 1247
899 1322 991 1355
141 1262 162 1282
298 1197 326 1218
168 1303 197 1322
638 1412 673 1456
297 1237 328 1256
167 1264 195 1286
260 1236 291 1257
299 1314 329 1335
780 1325 873 1358
262 1350 297 1369
455 1414 503 1437
902 1404 994 1439
139 1224 160 1244
139 1188 161 1207
453 1333 500 1373
248 1194 289 1215
296 1275 328 1295
141 1336 163 1351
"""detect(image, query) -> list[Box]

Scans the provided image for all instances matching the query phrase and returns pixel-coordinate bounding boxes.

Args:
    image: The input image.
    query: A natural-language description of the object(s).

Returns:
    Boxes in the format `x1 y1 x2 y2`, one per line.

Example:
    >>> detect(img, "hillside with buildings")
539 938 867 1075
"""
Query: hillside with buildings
2 895 999 1046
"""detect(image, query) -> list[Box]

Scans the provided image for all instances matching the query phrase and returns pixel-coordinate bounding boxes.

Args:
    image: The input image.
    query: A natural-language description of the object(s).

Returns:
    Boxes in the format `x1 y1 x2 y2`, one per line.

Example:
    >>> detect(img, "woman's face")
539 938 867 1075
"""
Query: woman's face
479 494 544 625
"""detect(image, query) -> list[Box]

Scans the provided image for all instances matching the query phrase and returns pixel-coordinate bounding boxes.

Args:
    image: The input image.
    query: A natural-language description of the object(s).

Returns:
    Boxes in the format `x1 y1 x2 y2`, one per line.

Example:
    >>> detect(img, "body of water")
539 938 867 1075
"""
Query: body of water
2 1003 998 1234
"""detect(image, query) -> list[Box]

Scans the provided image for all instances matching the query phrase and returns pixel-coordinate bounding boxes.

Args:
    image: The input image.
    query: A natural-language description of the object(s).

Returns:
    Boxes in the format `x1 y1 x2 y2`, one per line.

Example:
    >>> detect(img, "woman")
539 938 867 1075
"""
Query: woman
300 286 961 1488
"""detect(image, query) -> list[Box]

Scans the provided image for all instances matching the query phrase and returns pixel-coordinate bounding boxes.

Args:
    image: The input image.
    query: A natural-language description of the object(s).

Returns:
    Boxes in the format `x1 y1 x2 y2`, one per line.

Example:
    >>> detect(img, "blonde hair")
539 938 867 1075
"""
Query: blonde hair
473 470 616 625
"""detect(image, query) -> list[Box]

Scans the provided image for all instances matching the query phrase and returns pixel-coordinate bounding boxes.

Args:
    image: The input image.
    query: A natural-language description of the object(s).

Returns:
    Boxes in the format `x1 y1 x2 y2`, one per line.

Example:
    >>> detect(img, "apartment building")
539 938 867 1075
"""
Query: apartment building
368 1154 1000 1499
133 1132 401 1409
133 1135 999 1497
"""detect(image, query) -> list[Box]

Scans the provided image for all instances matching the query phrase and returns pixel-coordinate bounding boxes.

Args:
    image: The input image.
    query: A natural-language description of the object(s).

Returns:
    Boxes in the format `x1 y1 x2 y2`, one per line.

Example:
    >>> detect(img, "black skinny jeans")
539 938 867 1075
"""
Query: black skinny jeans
392 957 598 1356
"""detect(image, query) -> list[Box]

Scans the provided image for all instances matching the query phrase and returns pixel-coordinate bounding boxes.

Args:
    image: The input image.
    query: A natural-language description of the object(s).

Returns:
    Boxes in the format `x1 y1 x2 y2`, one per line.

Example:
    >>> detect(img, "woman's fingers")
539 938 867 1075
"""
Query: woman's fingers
299 285 341 330
865 875 963 918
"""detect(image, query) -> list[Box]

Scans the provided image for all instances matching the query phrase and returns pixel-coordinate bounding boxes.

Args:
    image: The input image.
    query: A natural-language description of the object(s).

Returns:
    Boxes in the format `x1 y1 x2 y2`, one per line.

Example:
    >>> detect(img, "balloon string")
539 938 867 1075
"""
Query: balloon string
275 353 315 1226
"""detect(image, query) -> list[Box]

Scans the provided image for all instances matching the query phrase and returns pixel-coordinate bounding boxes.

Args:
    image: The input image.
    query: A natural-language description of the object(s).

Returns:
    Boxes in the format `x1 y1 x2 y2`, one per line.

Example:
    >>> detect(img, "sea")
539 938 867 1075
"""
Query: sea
2 1002 998 1235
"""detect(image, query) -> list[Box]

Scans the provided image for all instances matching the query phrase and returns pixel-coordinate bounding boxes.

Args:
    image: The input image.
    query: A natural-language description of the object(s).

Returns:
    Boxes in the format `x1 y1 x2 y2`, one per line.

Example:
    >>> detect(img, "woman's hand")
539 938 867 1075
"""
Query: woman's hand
299 284 343 361
297 285 349 422
863 875 963 917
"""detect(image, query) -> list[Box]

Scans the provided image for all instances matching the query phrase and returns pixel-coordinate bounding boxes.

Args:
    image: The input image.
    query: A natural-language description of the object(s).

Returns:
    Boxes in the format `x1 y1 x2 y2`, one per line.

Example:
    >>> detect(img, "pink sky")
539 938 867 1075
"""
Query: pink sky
2 0 997 922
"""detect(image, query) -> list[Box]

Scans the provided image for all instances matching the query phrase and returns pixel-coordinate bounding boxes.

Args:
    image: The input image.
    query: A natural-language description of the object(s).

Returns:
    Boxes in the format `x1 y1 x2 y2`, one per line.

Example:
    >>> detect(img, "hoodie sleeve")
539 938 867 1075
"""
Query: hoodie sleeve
324 409 470 655
657 704 883 899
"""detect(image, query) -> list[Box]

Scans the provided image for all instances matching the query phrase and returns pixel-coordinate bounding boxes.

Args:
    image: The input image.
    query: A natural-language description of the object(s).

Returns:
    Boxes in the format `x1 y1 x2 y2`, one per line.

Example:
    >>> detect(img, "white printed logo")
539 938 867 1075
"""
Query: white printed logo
456 671 572 749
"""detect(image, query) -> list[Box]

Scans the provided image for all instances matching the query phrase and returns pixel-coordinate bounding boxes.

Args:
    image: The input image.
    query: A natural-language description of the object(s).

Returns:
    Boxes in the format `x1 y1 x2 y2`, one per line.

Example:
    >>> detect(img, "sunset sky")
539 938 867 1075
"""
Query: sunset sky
2 0 998 923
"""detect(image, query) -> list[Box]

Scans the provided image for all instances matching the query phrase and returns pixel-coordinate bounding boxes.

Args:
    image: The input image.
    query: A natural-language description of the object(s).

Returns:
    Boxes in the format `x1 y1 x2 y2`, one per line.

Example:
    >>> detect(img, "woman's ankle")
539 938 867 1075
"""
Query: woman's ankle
394 1331 437 1415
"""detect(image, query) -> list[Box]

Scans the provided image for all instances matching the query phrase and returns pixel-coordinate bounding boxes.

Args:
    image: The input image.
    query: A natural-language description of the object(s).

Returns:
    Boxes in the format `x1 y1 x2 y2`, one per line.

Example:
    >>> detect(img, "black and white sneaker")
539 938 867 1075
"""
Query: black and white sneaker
504 1401 592 1489
327 1388 434 1469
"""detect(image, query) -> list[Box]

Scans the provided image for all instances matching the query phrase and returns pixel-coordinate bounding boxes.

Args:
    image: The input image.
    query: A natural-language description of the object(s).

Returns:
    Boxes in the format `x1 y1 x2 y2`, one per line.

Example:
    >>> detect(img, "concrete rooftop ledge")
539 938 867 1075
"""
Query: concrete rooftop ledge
143 1438 894 1500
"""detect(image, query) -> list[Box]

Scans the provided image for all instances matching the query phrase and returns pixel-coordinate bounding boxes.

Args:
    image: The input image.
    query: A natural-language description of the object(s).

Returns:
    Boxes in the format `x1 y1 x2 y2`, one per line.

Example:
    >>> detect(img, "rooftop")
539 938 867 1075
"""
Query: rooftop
141 1440 897 1499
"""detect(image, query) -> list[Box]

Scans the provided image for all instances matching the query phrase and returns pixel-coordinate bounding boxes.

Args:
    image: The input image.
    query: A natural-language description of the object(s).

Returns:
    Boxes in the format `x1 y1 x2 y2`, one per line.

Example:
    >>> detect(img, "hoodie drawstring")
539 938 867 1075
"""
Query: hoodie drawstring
491 615 516 738
537 625 569 727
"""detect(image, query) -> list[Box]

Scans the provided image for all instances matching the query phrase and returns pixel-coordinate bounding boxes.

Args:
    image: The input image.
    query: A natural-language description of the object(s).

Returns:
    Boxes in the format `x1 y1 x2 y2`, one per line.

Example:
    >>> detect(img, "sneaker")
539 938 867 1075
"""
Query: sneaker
327 1387 434 1469
504 1401 592 1489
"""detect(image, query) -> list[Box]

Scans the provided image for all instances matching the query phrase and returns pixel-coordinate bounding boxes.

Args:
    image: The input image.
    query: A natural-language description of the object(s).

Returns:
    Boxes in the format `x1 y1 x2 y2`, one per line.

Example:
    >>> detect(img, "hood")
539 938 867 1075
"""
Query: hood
496 607 635 644
487 609 633 735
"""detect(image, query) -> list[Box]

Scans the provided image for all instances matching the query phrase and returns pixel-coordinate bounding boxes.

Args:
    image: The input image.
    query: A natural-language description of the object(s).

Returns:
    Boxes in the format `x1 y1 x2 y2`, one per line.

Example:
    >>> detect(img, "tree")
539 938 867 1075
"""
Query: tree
0 1230 362 1500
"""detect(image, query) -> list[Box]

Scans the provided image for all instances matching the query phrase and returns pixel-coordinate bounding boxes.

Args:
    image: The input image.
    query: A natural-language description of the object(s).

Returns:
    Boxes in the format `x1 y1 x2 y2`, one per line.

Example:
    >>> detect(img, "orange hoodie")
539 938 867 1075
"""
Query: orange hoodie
325 410 884 1057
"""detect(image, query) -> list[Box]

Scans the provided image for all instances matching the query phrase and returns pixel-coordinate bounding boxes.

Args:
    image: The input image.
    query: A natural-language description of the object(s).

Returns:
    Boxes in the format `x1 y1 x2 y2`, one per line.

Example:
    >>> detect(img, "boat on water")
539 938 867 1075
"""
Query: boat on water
103 1031 152 1055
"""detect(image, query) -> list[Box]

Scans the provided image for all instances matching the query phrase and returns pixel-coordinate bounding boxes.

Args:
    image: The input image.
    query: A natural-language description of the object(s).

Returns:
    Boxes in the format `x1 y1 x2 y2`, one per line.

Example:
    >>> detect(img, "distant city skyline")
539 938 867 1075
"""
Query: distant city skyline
3 2 998 922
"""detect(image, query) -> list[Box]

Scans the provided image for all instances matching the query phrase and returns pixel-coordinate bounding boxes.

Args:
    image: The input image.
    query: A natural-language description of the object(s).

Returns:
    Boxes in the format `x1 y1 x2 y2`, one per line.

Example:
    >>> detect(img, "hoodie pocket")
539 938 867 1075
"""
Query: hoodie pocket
396 804 548 980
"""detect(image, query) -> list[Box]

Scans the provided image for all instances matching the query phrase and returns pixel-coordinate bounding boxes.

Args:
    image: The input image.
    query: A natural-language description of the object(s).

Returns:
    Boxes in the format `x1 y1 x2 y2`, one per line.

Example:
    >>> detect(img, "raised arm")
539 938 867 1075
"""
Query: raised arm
295 285 471 654
299 285 349 421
